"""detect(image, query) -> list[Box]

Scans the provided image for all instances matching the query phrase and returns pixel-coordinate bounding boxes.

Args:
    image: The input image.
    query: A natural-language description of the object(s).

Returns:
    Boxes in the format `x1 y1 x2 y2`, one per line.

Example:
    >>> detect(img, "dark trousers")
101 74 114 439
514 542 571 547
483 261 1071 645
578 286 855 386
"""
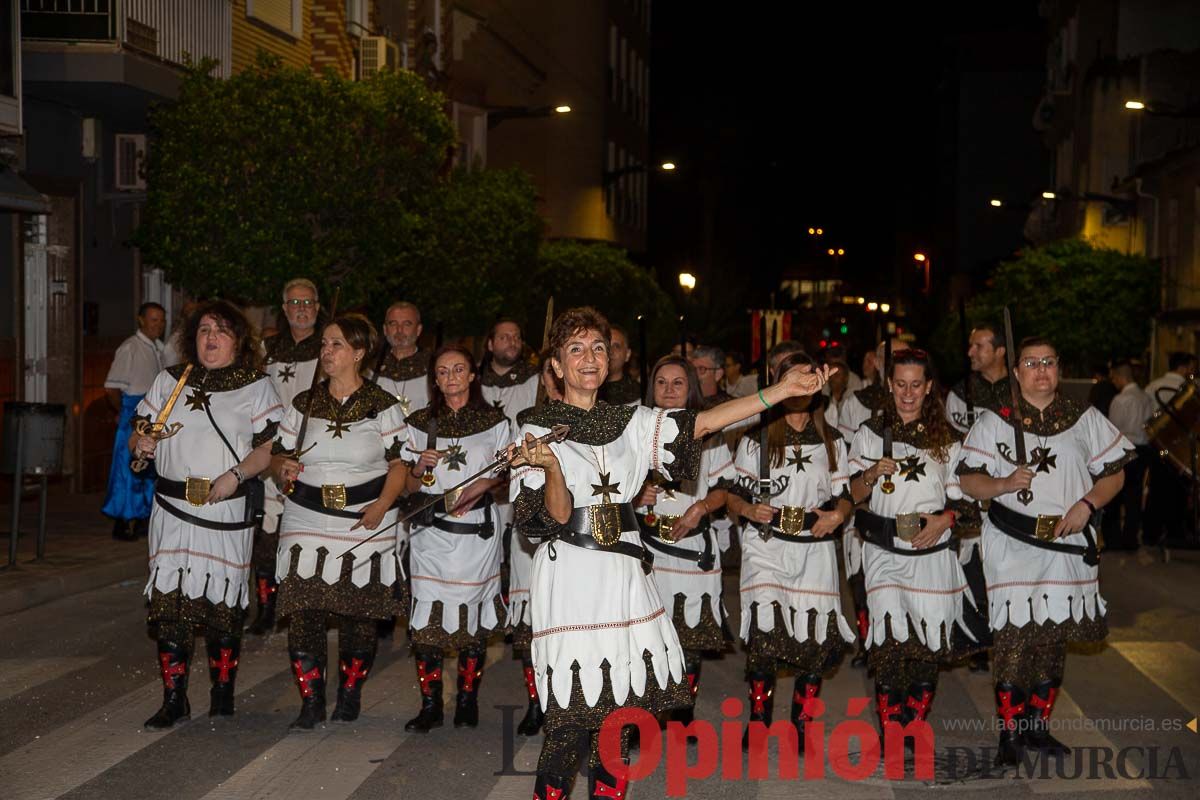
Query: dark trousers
1143 449 1189 545
1102 447 1150 549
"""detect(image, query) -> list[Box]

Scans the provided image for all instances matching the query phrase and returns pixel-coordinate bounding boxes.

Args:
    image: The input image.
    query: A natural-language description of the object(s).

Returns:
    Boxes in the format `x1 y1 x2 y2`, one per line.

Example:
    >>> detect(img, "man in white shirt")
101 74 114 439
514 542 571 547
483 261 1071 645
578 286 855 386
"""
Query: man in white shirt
1143 351 1197 545
1104 360 1153 550
103 302 168 540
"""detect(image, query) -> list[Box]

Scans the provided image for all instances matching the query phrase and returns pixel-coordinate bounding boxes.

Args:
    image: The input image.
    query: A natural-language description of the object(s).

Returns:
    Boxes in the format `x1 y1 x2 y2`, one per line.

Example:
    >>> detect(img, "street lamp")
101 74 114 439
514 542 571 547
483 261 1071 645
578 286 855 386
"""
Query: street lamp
1041 191 1057 199
604 160 678 186
866 301 879 311
989 198 1003 208
554 105 572 113
661 161 676 171
913 252 930 295
678 272 697 291
1123 98 1200 118
487 104 572 130
880 303 891 313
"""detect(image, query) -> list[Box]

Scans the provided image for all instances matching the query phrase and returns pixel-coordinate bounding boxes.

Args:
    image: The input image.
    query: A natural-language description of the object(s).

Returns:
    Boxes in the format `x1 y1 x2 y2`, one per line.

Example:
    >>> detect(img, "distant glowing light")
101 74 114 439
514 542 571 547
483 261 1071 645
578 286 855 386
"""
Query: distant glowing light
554 105 572 113
880 303 891 313
1042 191 1056 199
989 198 1003 207
1124 100 1145 110
913 253 927 262
661 162 676 171
678 272 696 290
856 296 866 304
867 302 879 311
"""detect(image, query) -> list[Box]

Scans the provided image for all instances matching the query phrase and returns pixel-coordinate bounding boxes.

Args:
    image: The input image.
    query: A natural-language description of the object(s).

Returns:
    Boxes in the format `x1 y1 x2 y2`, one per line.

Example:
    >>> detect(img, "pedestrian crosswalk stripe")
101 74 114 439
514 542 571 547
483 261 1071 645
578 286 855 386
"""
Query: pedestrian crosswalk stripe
1108 641 1200 716
0 656 105 703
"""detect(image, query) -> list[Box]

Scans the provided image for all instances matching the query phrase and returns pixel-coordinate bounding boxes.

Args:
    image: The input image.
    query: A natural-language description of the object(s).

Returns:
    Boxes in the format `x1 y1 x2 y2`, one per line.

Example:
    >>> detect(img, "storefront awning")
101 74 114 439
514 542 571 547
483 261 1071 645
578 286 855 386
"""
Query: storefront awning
0 170 51 214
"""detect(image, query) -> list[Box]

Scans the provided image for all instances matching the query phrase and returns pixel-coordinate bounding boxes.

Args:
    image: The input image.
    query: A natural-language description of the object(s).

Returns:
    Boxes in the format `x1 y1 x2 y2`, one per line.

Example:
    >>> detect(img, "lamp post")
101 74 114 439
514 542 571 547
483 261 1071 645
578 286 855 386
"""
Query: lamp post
486 104 571 130
678 272 696 356
913 252 930 295
603 160 679 186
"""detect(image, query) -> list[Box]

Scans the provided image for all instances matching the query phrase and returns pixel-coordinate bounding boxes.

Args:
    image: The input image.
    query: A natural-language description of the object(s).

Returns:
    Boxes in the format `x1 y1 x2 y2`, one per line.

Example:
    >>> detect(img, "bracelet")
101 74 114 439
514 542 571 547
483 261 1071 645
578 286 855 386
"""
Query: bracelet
230 466 246 484
945 509 957 526
757 389 772 410
1079 497 1097 514
862 472 877 488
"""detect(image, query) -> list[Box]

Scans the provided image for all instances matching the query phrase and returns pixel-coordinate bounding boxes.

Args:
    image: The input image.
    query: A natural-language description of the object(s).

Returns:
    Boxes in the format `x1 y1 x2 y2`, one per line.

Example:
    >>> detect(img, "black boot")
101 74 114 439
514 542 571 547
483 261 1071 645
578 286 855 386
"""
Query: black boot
791 674 822 755
874 683 904 760
112 518 138 541
741 671 775 752
247 573 277 636
851 609 870 668
330 649 375 723
516 663 545 736
533 772 570 800
588 756 630 799
1024 679 1070 755
993 682 1027 767
671 650 702 728
145 639 191 728
288 651 326 731
901 681 935 753
206 634 240 717
453 648 485 728
404 653 445 732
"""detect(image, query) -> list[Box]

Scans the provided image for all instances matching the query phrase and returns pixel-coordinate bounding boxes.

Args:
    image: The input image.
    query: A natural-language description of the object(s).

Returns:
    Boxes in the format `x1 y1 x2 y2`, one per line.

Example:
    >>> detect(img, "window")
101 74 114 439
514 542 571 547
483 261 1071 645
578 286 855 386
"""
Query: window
247 0 303 38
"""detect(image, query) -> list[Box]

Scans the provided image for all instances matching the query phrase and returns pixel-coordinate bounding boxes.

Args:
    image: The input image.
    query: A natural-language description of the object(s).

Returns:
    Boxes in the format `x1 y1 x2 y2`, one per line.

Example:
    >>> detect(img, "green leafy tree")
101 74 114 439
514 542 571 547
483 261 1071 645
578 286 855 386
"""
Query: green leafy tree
520 240 677 355
932 239 1160 379
135 54 455 309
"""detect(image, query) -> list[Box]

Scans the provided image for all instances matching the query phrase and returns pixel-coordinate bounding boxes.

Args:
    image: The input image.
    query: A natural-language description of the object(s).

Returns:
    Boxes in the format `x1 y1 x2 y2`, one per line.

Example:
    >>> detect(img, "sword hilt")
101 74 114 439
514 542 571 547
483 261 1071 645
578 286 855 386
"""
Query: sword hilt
130 420 183 473
279 443 318 495
880 474 896 494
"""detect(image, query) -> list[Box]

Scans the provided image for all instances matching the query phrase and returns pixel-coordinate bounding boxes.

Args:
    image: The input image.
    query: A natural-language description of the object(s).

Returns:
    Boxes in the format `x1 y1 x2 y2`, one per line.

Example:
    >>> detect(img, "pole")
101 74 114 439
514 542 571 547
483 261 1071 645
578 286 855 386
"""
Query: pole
637 315 649 389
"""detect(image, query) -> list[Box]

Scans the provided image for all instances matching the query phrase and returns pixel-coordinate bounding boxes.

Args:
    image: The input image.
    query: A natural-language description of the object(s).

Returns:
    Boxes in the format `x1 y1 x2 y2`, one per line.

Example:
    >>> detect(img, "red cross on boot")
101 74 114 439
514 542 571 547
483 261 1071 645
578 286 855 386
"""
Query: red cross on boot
791 674 823 755
144 639 191 729
160 652 187 690
589 758 630 799
741 671 776 753
1024 679 1070 755
454 649 486 728
205 635 241 718
405 653 445 733
331 650 375 723
994 682 1027 767
517 664 544 736
288 651 326 731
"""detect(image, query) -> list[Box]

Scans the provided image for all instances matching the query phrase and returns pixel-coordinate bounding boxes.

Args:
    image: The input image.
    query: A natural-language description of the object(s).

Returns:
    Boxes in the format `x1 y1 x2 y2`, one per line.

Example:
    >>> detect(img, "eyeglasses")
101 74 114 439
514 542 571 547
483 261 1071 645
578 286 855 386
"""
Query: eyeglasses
693 363 719 374
1020 356 1059 370
285 299 316 307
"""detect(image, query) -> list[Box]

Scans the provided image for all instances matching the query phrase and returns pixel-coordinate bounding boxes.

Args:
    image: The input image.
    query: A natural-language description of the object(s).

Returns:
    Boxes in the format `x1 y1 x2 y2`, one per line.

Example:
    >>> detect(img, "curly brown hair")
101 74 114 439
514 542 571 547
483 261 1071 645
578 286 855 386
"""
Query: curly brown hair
885 348 956 462
547 307 611 360
181 299 261 371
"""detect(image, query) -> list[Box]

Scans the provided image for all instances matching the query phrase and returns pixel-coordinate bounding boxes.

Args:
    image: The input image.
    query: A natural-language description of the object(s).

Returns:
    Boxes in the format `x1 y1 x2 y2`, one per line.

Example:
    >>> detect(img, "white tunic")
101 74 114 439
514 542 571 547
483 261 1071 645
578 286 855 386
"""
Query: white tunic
635 427 733 633
262 331 320 533
733 425 856 646
480 365 541 637
834 385 887 577
958 400 1132 632
848 421 974 652
105 331 166 396
406 407 512 638
274 384 407 589
139 366 283 608
512 404 692 710
372 350 431 419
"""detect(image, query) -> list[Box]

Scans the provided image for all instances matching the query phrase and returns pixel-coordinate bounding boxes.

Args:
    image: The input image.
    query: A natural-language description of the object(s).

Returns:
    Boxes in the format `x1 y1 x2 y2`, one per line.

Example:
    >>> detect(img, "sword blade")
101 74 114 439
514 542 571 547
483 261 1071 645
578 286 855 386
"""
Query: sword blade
1002 306 1027 465
155 363 193 428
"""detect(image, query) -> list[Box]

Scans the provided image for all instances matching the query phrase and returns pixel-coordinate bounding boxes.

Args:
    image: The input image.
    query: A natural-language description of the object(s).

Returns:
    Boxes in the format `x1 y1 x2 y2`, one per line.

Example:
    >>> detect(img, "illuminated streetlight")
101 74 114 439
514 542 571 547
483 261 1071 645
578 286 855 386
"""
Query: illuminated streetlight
817 228 823 235
661 161 676 171
836 248 845 256
866 302 879 311
914 253 931 294
808 227 816 235
554 105 572 114
856 296 865 304
1125 100 1145 110
913 253 926 262
1042 191 1056 200
827 248 835 256
880 303 891 313
989 198 1003 207
678 272 697 291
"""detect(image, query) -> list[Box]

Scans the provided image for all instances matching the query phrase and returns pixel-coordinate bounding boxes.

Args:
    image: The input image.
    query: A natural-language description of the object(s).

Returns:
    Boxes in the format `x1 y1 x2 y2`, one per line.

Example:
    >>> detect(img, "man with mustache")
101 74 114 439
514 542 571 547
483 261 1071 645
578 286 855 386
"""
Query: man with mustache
373 301 431 419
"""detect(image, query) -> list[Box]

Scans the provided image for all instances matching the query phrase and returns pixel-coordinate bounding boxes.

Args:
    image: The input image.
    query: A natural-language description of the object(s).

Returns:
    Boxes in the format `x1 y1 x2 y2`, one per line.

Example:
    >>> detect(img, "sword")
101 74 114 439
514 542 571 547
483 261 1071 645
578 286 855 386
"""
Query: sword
880 336 895 494
750 312 787 539
1002 306 1033 506
541 296 555 351
131 363 193 473
958 297 975 427
281 286 339 495
339 424 571 559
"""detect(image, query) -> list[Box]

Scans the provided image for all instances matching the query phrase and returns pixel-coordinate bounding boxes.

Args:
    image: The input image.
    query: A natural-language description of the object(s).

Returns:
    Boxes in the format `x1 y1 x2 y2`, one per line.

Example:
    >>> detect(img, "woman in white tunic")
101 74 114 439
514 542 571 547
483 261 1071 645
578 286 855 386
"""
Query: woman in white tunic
958 336 1130 765
510 307 831 800
848 349 981 746
727 350 856 753
403 344 512 733
633 356 733 726
272 314 408 730
131 300 283 728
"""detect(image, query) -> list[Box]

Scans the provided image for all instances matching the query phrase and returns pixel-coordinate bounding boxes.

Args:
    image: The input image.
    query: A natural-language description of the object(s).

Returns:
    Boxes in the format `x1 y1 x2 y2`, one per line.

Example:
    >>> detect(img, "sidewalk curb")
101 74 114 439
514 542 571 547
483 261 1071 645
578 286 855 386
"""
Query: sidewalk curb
0 555 147 616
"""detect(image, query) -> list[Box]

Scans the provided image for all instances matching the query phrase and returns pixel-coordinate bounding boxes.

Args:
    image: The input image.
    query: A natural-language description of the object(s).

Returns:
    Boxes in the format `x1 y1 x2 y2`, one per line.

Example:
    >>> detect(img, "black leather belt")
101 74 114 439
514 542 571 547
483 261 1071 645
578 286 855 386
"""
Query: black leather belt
988 502 1100 567
855 509 953 556
553 503 652 574
636 514 715 571
154 479 253 531
431 502 494 539
288 476 387 520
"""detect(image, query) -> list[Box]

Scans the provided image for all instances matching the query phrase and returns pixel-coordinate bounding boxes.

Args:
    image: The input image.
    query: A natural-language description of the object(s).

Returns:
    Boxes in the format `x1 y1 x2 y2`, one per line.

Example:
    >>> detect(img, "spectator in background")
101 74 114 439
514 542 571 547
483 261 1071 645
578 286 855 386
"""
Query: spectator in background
1105 360 1153 550
1143 351 1197 545
1088 363 1118 416
722 351 759 397
102 302 168 541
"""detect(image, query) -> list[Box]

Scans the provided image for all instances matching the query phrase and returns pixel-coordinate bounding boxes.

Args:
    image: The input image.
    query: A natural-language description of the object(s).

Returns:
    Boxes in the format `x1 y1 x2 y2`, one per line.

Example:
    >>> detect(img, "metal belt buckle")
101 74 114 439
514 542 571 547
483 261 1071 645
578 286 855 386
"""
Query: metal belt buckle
778 506 806 535
185 477 211 507
1035 514 1062 541
657 513 681 542
443 487 464 516
895 512 922 542
322 483 347 511
589 503 621 546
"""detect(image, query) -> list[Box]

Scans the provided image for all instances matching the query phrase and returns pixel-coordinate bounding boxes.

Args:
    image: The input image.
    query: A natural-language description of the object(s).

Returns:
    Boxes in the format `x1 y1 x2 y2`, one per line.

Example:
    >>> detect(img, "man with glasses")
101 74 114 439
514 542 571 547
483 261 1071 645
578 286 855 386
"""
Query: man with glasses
958 336 1131 764
251 278 322 635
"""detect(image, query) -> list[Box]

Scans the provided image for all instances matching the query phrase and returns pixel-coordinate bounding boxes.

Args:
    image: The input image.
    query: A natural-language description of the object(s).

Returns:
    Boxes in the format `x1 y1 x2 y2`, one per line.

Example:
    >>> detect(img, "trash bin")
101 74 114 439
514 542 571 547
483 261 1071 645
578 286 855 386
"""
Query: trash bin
1 402 66 565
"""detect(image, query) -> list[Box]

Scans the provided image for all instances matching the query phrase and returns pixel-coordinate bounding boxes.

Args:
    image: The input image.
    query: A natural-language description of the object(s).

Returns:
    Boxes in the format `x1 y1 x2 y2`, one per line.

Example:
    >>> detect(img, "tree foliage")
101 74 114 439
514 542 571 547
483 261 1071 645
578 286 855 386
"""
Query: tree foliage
135 54 455 309
932 239 1160 379
518 241 677 353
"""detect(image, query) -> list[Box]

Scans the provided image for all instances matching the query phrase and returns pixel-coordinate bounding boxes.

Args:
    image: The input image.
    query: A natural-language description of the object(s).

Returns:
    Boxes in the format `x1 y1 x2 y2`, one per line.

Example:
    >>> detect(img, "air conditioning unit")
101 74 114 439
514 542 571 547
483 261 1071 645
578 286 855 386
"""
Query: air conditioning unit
114 134 147 191
360 36 401 78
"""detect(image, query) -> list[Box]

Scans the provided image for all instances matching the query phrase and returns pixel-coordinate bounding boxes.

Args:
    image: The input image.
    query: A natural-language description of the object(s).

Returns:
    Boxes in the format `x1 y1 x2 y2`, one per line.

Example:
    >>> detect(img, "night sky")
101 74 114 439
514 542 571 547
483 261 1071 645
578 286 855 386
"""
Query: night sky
647 3 1046 349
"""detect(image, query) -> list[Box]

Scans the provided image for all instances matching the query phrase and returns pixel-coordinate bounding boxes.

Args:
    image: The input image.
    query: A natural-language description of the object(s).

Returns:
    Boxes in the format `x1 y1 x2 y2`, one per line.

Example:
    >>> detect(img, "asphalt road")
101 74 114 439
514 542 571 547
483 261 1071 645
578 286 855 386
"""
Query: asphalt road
1 546 1198 800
